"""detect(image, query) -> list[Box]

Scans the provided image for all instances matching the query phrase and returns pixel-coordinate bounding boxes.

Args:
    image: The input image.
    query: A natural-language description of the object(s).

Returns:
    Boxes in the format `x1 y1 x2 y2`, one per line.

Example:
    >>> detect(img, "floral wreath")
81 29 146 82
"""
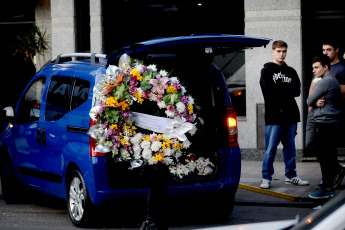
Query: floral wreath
88 54 214 178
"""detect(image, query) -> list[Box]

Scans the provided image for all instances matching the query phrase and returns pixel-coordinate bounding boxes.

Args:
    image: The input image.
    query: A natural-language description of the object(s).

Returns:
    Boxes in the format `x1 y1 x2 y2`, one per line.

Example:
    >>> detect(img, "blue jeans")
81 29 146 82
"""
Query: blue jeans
262 124 297 181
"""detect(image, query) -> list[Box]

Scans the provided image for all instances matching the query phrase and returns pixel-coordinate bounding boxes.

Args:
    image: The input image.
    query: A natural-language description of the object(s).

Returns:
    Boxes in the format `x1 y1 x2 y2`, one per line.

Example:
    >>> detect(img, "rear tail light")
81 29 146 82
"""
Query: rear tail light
89 119 106 157
224 107 239 147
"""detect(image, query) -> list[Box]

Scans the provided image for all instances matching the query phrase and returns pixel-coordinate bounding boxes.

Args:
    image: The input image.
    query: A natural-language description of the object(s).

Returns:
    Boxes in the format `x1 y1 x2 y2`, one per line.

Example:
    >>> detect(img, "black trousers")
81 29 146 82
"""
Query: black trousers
315 122 342 190
145 164 170 223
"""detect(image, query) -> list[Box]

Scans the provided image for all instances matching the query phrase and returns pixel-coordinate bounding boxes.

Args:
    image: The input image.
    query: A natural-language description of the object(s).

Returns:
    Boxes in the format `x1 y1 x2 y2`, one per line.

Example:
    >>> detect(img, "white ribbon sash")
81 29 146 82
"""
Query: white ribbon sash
131 112 194 141
131 112 173 134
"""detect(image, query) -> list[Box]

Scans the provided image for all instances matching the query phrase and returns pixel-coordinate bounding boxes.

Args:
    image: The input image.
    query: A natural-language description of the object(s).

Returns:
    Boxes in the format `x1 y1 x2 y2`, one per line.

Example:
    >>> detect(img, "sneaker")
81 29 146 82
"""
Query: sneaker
333 167 345 189
309 189 335 199
260 179 271 189
285 176 309 186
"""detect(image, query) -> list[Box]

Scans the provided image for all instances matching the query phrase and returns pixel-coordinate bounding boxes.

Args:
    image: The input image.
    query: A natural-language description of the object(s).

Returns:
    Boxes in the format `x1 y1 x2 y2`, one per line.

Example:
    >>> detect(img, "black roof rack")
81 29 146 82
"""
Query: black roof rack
42 53 107 68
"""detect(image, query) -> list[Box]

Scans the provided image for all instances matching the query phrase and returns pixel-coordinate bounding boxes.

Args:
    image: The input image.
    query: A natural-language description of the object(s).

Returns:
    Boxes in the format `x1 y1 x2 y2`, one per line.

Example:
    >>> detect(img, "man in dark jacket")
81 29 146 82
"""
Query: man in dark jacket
259 40 309 189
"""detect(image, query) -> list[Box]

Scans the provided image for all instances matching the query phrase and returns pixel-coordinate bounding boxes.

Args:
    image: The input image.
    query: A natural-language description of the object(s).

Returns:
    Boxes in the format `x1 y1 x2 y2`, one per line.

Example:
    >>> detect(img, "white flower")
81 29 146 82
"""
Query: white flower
147 157 156 165
105 141 113 147
121 149 131 160
187 161 197 171
157 101 167 109
188 125 197 136
142 148 153 160
147 64 157 72
140 140 151 149
165 110 175 118
180 86 186 95
137 87 144 95
159 70 168 77
188 96 194 105
133 144 142 158
175 102 186 113
169 166 176 174
130 133 143 145
163 147 175 156
134 63 145 73
195 157 214 176
151 141 162 152
163 157 173 165
174 150 182 159
149 93 157 101
182 140 191 149
169 77 179 84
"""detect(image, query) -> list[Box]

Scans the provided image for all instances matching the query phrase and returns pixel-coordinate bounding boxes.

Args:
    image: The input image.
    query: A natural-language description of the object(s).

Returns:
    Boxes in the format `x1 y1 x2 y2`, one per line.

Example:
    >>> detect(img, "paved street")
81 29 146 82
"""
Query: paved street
1 160 342 229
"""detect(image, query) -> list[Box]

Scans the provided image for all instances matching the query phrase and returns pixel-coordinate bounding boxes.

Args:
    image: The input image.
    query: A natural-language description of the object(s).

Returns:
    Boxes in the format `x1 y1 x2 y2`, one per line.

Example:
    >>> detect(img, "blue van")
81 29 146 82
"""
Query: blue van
0 34 270 226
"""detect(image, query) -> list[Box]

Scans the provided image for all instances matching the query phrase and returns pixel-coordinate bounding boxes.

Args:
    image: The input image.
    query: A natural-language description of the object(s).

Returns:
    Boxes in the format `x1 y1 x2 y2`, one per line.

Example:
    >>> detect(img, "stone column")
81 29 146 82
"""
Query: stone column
242 0 303 151
35 0 52 70
51 0 76 57
90 0 104 54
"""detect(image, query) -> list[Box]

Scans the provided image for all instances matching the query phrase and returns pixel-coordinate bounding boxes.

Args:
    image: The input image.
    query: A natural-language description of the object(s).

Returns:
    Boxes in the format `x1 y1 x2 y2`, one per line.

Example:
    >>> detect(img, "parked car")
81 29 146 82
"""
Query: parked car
199 189 345 230
0 34 270 226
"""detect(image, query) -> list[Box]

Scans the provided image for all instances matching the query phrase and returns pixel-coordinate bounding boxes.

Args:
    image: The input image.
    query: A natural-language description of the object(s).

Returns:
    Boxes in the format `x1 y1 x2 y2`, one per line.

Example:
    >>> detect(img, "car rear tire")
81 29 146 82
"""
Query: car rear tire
67 170 93 227
1 153 23 203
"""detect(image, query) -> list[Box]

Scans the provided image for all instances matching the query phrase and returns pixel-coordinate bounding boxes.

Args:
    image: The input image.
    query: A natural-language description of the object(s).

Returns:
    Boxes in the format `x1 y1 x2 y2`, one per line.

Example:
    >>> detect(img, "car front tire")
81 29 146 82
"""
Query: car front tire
1 153 23 203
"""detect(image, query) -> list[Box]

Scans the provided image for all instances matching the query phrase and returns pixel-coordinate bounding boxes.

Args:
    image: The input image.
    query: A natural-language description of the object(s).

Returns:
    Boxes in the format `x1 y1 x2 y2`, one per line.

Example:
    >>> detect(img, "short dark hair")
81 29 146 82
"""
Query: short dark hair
313 54 331 70
272 40 288 50
322 39 340 50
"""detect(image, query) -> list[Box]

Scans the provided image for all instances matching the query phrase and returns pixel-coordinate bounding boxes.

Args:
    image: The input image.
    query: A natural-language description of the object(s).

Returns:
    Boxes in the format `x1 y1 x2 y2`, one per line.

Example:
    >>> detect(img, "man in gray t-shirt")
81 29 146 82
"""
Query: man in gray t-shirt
307 55 344 199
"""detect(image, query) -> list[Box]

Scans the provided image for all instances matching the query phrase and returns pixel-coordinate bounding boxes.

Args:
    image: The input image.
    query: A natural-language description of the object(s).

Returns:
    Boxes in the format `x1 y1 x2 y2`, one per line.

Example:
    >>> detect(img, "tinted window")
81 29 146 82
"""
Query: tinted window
71 78 90 110
17 77 46 123
214 51 246 116
45 76 72 121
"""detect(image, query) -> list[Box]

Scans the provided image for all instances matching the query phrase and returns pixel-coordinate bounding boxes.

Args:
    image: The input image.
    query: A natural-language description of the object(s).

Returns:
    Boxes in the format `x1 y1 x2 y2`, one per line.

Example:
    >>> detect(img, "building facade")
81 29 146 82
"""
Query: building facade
2 0 345 160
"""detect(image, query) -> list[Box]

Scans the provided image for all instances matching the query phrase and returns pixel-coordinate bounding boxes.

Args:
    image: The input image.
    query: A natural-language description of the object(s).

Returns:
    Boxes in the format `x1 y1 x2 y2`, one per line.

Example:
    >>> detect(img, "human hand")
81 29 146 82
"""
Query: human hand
316 97 325 107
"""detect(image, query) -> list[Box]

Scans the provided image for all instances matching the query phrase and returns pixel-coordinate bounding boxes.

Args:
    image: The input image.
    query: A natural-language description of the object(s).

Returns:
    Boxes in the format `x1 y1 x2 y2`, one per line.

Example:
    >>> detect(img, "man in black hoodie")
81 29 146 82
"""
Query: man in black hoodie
259 40 309 189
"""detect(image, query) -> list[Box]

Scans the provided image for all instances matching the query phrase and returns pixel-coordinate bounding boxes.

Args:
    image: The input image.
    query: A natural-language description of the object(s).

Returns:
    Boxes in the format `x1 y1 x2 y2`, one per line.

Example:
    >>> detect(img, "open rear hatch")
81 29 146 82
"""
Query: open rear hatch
105 34 270 187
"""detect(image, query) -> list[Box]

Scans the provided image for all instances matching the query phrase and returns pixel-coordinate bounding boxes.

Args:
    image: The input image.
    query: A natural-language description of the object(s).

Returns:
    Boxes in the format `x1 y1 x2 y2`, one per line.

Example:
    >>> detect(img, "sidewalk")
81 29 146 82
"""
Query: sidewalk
239 160 344 202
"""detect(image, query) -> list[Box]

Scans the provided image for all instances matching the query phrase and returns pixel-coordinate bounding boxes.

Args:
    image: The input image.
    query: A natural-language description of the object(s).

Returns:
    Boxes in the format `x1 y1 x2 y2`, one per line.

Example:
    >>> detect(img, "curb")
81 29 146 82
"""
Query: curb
239 183 299 201
238 183 320 207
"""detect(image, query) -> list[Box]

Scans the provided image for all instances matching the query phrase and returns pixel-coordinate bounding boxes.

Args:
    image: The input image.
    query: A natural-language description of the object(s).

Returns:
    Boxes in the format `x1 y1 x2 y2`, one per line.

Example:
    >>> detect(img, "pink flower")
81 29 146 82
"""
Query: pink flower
150 75 169 95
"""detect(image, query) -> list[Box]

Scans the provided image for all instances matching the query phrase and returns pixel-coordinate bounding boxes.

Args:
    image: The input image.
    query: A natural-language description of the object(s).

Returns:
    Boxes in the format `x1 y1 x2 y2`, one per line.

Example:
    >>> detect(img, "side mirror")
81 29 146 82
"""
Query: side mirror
1 106 15 130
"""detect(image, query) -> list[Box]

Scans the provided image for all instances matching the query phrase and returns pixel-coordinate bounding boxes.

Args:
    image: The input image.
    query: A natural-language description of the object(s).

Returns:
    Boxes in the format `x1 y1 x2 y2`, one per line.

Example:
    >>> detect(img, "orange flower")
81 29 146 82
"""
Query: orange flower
116 74 123 84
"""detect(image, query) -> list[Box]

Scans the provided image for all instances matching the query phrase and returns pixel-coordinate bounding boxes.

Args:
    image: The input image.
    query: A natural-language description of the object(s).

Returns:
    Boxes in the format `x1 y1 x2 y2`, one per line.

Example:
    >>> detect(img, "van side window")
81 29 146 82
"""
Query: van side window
17 77 46 123
71 78 90 110
45 76 72 121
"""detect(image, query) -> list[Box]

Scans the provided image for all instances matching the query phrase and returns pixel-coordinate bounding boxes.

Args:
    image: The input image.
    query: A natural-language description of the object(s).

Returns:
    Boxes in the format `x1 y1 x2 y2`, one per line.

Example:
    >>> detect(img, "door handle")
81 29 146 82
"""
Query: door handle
36 127 41 146
42 127 46 147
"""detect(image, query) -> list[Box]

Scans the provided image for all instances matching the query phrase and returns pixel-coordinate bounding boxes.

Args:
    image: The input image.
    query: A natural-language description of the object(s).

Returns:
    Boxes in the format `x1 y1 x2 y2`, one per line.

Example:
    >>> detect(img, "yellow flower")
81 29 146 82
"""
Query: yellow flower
131 69 139 77
188 104 193 115
162 139 171 150
133 92 144 104
131 69 143 81
120 138 129 146
167 84 177 93
172 141 183 150
142 135 151 142
121 102 130 110
106 97 117 106
153 152 164 162
109 124 118 130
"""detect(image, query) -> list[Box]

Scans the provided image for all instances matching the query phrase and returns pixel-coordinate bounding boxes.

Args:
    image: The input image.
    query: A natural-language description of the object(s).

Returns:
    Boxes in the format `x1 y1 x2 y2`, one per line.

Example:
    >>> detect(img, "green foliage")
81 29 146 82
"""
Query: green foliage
14 22 50 61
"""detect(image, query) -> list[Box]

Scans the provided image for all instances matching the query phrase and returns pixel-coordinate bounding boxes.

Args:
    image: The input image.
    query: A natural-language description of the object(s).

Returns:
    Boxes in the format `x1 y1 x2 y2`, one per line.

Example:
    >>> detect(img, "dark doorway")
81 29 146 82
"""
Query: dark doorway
102 0 245 53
